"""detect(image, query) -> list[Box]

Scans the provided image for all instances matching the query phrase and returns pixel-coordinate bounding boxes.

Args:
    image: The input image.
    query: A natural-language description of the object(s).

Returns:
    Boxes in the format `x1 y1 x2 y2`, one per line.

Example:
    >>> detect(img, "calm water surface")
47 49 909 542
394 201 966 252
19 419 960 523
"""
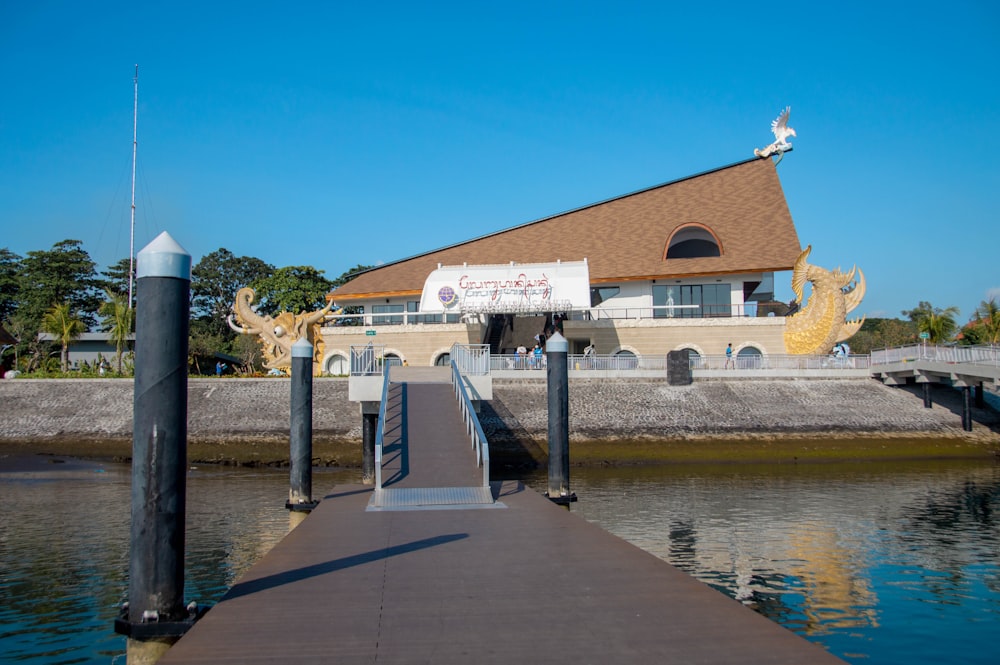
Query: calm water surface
1 456 998 664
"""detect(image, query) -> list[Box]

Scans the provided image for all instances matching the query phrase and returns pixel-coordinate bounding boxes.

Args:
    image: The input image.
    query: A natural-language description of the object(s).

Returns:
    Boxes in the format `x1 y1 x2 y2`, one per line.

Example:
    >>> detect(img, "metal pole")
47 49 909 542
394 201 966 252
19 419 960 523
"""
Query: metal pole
362 410 377 485
288 337 317 512
545 332 575 505
962 386 973 432
118 232 199 663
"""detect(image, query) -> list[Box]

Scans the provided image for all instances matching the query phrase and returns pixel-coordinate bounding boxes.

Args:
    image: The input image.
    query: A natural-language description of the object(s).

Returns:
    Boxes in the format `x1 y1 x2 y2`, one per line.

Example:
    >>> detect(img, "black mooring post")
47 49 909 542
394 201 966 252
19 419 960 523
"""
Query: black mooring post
923 383 932 408
962 386 973 432
362 410 377 484
288 337 317 512
546 332 575 505
116 232 202 661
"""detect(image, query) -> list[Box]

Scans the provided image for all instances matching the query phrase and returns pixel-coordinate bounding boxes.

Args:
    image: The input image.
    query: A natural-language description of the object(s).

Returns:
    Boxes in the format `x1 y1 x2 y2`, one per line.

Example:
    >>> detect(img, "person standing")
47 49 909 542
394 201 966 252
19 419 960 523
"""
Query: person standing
725 343 734 369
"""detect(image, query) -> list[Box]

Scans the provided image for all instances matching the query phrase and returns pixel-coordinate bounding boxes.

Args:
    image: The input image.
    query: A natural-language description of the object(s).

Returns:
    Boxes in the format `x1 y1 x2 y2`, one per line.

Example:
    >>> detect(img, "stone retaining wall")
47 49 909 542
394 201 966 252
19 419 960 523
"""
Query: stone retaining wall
1 377 996 445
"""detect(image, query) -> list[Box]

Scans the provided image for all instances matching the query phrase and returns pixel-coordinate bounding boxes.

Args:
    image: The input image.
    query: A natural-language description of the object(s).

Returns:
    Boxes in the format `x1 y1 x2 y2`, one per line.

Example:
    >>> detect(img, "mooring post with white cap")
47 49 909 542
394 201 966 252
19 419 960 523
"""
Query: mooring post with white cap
115 232 202 663
545 331 576 505
288 336 318 516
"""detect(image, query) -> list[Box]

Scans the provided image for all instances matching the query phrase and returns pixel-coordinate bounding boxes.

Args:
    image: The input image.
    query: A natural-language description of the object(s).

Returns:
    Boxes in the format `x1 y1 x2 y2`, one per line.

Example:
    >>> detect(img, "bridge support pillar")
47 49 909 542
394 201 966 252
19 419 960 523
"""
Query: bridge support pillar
923 383 932 408
361 403 378 485
545 333 575 506
975 382 985 409
962 386 973 432
288 338 318 514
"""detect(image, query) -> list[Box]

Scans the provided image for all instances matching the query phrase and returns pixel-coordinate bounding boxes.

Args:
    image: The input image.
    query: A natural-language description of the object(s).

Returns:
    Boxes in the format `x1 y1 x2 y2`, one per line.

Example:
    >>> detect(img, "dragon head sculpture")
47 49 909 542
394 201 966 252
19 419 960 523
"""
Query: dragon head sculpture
227 287 333 374
784 245 866 355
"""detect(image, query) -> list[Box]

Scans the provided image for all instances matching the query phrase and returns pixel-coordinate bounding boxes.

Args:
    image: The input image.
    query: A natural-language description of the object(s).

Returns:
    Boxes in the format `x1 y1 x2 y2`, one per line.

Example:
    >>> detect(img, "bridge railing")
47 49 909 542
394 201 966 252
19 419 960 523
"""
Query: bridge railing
451 343 491 375
451 360 490 488
490 352 870 371
871 344 1000 367
373 361 391 490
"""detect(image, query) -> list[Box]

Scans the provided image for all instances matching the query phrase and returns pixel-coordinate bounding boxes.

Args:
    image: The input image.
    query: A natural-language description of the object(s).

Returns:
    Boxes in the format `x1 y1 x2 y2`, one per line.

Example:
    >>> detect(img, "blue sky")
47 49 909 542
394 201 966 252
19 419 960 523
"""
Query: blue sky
2 1 998 321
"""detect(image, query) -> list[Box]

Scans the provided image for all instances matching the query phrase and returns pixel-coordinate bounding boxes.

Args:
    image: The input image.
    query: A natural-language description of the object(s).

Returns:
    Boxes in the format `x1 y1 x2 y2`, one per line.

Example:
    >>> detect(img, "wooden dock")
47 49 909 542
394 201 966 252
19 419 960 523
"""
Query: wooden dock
157 375 846 664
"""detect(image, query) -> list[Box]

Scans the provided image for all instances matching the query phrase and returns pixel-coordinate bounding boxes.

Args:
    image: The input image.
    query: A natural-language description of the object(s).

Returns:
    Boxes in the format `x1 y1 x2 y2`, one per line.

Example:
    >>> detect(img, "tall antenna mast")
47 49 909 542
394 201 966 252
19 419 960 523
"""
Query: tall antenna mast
127 64 138 308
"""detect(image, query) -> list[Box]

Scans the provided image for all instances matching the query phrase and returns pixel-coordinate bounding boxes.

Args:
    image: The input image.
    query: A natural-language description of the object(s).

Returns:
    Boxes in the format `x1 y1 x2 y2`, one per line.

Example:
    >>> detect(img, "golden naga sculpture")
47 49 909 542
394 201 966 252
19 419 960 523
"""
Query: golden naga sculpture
783 246 866 355
227 287 333 375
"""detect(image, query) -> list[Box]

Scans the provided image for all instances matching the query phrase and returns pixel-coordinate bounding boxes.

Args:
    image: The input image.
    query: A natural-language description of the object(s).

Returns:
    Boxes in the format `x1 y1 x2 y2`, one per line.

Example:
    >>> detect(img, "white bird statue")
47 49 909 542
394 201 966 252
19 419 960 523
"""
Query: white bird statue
755 106 796 160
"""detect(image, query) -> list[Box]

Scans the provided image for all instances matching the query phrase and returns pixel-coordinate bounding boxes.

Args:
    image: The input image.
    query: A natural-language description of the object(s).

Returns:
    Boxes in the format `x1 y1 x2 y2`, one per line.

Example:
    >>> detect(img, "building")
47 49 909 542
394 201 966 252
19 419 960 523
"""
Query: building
321 155 823 373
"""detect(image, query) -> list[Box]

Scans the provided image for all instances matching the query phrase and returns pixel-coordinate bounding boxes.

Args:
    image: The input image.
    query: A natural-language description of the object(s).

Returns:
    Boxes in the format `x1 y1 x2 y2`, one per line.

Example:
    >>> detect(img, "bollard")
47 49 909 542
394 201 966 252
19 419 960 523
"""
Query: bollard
115 232 203 663
287 337 318 513
361 410 378 484
545 332 575 506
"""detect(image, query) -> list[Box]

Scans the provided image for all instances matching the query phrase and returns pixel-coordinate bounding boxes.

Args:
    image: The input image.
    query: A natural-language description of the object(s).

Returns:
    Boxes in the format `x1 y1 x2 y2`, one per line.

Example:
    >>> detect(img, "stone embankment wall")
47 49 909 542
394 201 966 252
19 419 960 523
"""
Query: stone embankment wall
1 377 996 445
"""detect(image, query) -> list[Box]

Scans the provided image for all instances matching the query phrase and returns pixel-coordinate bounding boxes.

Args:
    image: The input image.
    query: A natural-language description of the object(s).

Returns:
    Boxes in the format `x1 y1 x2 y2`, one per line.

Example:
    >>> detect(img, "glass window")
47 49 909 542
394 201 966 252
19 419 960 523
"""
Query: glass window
372 304 403 325
662 284 732 318
590 286 620 307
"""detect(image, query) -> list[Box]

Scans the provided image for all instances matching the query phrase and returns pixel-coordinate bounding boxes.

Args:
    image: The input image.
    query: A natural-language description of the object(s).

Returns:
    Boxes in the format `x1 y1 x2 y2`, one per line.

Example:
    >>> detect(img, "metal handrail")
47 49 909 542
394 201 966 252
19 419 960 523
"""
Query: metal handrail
870 344 1000 367
490 352 871 372
451 343 491 375
451 361 490 488
373 362 391 490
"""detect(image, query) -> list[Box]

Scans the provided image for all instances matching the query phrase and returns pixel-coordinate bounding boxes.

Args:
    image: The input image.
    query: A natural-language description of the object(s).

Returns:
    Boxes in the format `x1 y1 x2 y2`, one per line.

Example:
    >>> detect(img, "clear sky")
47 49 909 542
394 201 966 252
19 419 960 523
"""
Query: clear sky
2 1 998 321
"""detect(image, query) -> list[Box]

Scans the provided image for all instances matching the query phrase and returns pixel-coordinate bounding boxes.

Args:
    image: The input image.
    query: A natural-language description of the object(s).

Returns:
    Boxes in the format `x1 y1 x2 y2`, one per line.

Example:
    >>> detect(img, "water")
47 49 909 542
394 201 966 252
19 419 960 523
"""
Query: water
1 456 998 664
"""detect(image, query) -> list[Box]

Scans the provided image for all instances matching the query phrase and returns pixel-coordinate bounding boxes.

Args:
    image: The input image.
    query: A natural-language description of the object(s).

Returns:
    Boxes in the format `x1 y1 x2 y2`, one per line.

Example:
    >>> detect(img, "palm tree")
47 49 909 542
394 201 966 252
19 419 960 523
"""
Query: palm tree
971 298 1000 345
903 301 961 344
41 302 86 372
99 289 134 374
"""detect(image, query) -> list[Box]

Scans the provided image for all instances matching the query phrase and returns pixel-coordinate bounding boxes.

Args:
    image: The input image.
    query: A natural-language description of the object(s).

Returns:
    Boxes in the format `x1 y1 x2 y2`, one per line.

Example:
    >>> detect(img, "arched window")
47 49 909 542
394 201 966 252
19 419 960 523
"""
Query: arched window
664 224 722 259
434 353 451 367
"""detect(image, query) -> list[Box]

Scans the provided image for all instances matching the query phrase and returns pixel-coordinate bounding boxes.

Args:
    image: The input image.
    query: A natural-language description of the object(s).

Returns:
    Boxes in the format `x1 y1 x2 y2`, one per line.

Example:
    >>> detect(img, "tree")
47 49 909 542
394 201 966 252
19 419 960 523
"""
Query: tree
18 240 103 330
190 248 274 341
845 318 919 354
331 263 375 289
250 265 334 314
902 301 960 344
963 298 1000 346
0 248 21 321
99 289 134 373
101 257 135 299
41 302 86 372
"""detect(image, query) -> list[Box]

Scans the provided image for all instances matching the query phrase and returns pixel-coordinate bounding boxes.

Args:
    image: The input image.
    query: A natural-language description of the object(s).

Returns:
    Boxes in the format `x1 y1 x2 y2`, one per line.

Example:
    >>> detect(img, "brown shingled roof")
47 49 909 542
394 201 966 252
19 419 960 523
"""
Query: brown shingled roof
331 156 801 300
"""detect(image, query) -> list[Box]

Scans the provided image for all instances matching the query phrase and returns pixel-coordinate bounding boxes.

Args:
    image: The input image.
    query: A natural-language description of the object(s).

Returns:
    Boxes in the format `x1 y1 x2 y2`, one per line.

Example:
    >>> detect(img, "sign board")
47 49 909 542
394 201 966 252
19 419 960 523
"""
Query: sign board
365 330 376 336
418 260 591 314
919 332 930 340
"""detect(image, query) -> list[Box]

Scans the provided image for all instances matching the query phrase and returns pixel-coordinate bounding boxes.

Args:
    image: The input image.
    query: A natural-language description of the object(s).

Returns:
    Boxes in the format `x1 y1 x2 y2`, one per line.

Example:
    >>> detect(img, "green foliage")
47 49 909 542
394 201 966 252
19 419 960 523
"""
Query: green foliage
902 301 960 344
0 248 21 321
847 318 919 354
250 265 334 314
191 248 274 341
961 298 1000 345
101 257 135 299
41 302 86 372
99 289 134 374
18 240 103 330
331 264 375 289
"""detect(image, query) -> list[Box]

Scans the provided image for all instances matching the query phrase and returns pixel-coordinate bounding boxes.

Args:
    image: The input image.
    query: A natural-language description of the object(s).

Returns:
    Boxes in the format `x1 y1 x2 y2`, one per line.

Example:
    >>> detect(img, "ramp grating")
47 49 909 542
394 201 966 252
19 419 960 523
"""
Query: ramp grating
367 486 504 512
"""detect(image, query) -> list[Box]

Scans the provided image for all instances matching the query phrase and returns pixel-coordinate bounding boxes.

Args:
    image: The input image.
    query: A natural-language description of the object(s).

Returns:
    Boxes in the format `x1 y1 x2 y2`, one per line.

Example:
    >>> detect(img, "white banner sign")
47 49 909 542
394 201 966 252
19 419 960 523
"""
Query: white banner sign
419 260 591 313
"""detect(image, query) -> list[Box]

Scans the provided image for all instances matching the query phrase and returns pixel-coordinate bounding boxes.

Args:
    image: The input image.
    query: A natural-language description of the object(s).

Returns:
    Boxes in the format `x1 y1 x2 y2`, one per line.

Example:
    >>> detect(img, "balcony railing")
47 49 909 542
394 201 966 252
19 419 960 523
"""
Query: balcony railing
870 344 1000 367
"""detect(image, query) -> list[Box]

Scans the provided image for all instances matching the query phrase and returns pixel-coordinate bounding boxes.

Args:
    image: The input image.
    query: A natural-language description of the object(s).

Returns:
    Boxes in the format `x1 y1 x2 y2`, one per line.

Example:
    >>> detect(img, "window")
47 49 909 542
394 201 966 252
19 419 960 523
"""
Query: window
654 284 731 318
590 286 620 307
372 304 403 325
736 346 763 369
665 225 722 259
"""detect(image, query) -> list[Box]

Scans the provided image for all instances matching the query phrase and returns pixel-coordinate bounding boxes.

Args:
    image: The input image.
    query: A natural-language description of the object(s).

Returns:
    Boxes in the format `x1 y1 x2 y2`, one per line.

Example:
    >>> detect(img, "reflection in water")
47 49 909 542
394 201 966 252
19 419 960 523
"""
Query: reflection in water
0 462 357 665
2 458 998 665
524 461 1000 665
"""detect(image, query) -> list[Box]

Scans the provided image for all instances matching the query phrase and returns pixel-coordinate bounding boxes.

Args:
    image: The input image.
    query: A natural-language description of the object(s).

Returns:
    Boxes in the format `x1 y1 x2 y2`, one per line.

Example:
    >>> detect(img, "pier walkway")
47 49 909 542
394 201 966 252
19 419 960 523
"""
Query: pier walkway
157 364 844 664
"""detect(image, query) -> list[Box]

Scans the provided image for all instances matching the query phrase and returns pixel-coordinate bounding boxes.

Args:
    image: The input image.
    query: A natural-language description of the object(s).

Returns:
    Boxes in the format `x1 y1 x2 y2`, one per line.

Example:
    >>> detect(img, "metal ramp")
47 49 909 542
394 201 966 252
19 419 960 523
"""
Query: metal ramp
368 367 502 512
367 486 501 511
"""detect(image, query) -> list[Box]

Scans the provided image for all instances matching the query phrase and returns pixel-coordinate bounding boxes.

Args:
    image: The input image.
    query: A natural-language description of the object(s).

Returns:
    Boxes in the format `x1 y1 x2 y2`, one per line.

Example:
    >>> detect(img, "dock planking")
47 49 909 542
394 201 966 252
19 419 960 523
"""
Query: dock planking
157 478 846 664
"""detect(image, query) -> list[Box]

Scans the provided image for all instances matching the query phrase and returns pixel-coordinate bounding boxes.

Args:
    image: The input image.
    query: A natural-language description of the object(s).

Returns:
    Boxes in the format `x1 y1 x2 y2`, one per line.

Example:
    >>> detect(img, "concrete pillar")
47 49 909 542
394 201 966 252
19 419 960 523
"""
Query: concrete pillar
121 232 196 662
975 382 985 409
545 332 574 504
962 386 973 432
288 337 317 512
362 411 377 485
923 383 932 408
